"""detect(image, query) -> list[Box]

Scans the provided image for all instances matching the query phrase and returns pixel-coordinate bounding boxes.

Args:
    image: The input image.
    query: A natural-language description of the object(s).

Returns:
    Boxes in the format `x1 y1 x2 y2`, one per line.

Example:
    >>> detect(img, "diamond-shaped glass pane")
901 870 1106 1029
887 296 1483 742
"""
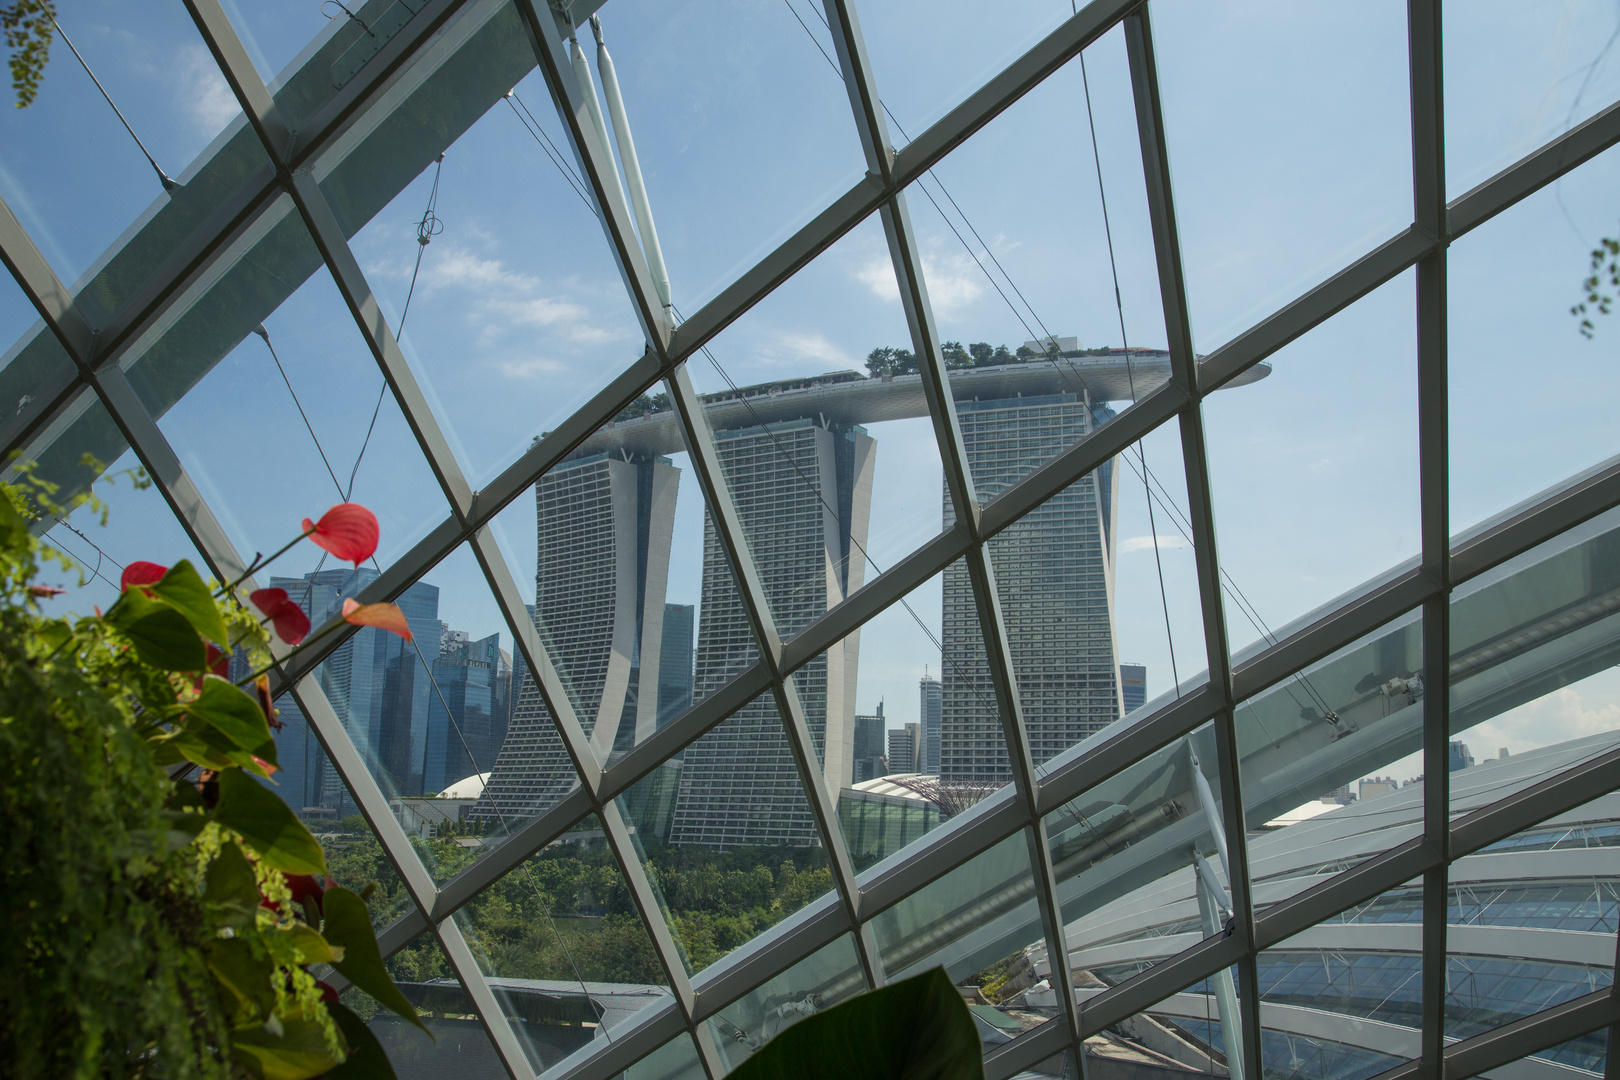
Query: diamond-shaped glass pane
704 933 867 1071
1449 143 1620 538
1206 269 1419 661
352 929 509 1080
1154 0 1412 353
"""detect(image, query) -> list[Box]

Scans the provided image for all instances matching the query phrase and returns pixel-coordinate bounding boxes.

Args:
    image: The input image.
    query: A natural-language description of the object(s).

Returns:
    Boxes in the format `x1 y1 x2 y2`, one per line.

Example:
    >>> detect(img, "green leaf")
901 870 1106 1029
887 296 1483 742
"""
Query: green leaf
150 558 232 647
0 485 27 542
323 887 429 1035
727 968 983 1080
208 936 277 1020
160 718 276 778
205 840 262 928
231 1016 344 1080
326 1002 402 1080
106 588 206 670
281 922 343 966
216 769 327 876
178 676 278 768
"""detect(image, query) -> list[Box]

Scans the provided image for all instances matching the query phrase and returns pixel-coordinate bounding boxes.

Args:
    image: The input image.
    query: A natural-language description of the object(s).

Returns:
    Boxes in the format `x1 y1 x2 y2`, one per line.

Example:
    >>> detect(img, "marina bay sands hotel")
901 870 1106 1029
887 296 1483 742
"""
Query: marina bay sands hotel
475 343 1268 847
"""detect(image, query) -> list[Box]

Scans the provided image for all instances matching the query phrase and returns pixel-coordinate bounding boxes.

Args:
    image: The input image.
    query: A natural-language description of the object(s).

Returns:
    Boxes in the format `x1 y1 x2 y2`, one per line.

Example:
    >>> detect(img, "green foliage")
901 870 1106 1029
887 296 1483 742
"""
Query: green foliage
1573 234 1620 337
728 967 984 1080
1 0 53 108
0 471 418 1079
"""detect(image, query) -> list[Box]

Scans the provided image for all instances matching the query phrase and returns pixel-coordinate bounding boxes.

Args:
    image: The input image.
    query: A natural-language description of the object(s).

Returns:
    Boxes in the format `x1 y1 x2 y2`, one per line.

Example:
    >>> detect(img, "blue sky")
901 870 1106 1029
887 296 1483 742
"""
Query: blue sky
6 0 1620 788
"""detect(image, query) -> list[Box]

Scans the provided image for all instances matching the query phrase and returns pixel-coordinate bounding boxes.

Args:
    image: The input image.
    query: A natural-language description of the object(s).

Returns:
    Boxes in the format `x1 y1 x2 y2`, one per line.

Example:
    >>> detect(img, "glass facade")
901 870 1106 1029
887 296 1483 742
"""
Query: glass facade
7 2 1620 1079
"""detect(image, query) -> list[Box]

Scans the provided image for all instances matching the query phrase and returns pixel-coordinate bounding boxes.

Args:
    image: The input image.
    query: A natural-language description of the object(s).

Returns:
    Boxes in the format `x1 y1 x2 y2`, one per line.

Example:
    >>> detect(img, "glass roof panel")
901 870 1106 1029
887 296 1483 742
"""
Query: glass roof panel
622 1031 704 1080
1152 0 1413 354
454 808 675 1074
1448 508 1620 813
682 213 943 641
587 0 868 315
1249 891 1419 1080
793 558 1011 873
1076 967 1239 1080
868 828 1055 1047
1444 2 1620 200
0 4 243 285
1449 142 1620 539
1205 269 1419 660
356 929 510 1079
1043 720 1230 976
853 0 1070 145
25 431 211 621
704 933 866 1071
1234 607 1424 913
152 252 451 584
345 73 650 487
217 0 340 88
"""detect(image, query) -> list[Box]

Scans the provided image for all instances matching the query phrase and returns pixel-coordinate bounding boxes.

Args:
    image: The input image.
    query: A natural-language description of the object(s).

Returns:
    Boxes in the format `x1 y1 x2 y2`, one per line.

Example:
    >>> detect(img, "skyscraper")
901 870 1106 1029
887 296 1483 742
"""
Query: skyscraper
669 418 875 848
942 391 1120 781
918 675 941 776
477 453 678 821
268 568 441 805
853 701 886 783
888 723 921 775
1119 662 1147 716
424 630 502 793
657 603 694 728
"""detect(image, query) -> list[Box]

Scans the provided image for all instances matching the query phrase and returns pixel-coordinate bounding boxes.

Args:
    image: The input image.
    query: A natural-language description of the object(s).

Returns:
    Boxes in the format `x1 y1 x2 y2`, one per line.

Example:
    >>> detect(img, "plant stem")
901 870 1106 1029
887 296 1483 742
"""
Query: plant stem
217 529 314 598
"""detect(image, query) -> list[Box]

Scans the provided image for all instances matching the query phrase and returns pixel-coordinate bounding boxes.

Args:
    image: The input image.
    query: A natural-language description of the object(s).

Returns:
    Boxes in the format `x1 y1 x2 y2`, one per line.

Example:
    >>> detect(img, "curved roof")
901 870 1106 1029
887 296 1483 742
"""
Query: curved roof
440 772 490 799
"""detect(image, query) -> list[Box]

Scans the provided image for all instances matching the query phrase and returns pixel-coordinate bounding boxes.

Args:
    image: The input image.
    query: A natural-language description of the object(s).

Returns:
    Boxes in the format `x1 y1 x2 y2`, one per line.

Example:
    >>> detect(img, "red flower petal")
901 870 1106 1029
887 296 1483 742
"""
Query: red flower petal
191 643 232 693
120 561 167 590
249 587 312 645
285 873 325 911
301 503 379 567
342 597 413 641
27 584 66 597
315 979 340 1005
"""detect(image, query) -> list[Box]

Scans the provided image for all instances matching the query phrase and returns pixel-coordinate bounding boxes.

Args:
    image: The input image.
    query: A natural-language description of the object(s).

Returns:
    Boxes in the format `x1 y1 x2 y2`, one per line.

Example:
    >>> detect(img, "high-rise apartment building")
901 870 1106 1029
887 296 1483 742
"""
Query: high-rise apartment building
918 675 941 775
1119 662 1147 716
669 418 875 848
477 453 678 822
942 392 1120 781
888 723 921 775
853 702 887 783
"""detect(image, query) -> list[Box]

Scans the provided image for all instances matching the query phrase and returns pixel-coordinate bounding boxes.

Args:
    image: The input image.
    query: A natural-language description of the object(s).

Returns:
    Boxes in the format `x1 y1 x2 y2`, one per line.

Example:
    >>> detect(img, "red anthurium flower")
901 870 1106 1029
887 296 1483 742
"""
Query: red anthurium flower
285 873 325 913
315 980 340 1005
301 503 379 567
27 584 66 598
120 561 167 591
342 598 413 641
249 587 312 645
190 644 233 693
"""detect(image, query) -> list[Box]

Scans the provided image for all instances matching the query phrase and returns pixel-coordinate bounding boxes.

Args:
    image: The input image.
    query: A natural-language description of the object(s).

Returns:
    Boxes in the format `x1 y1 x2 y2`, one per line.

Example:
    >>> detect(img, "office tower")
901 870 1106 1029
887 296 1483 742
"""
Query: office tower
424 630 502 792
1119 662 1147 716
888 723 921 775
1449 740 1475 772
918 675 941 776
853 701 887 783
942 392 1120 782
267 568 440 804
658 603 694 728
493 647 512 756
669 418 876 848
477 454 678 821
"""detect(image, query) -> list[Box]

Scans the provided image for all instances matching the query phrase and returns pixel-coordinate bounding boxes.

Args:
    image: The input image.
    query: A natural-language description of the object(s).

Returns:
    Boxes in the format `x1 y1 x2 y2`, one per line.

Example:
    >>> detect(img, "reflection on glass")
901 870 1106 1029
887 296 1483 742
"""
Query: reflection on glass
348 931 507 1080
625 1032 704 1080
869 831 1053 1051
705 934 866 1072
1042 722 1232 986
1077 971 1236 1080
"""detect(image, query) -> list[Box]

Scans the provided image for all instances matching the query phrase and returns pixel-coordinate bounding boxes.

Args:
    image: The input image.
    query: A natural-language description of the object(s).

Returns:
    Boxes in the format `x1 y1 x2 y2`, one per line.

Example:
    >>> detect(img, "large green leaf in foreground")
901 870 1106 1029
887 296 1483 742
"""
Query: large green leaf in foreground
728 967 984 1080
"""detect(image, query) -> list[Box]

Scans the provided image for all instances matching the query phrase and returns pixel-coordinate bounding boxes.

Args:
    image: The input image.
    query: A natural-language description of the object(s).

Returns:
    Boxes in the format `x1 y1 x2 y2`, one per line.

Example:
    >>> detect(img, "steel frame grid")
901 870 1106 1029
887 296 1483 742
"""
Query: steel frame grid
0 1 1618 1079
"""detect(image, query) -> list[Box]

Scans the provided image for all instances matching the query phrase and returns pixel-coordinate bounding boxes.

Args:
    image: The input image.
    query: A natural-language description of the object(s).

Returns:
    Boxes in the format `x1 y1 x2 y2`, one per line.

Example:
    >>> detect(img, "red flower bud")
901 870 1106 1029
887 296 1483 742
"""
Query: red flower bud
249 587 312 645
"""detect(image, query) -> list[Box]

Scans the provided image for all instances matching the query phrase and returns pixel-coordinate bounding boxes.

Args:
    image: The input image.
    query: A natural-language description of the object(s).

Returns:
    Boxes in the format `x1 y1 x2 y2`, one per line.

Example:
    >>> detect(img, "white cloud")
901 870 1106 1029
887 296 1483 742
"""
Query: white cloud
756 331 853 369
175 44 240 137
853 252 985 320
1467 686 1620 759
370 244 631 367
1119 534 1192 554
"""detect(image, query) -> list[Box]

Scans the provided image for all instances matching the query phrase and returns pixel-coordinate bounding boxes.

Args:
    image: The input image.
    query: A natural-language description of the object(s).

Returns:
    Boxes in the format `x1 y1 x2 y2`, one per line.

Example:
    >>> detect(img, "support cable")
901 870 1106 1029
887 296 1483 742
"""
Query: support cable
50 16 179 192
